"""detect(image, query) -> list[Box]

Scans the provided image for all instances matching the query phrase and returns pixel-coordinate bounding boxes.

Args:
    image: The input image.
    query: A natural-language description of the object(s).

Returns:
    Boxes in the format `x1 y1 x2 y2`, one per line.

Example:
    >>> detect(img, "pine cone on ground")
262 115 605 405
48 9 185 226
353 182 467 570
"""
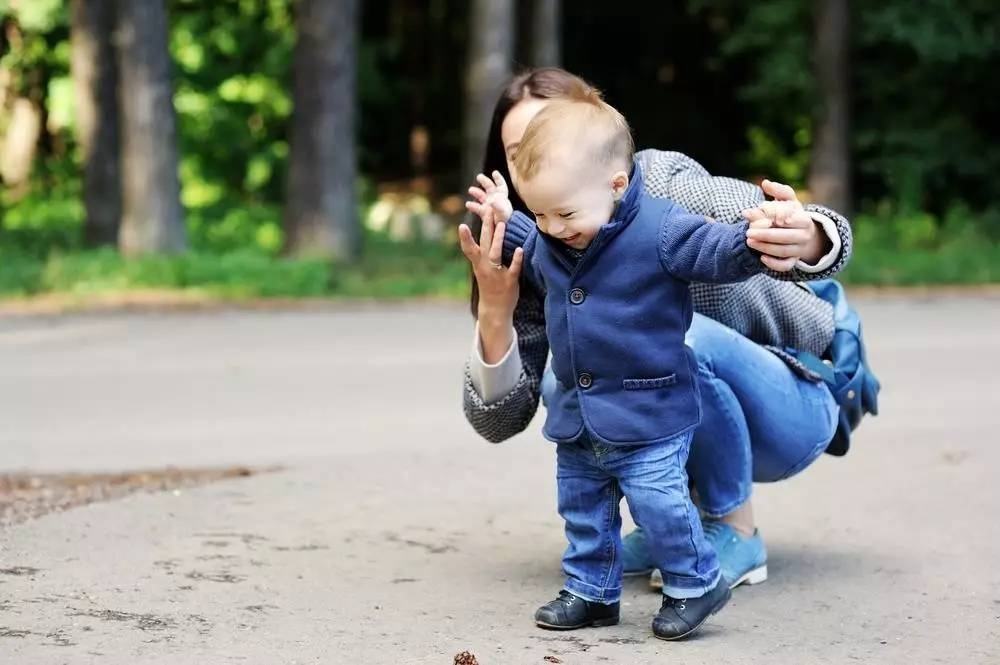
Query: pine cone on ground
454 651 479 665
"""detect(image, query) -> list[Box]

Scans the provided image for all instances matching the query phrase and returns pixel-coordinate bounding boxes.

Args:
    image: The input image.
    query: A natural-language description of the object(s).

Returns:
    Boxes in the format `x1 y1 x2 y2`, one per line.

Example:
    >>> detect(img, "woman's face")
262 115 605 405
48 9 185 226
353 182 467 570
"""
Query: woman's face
500 97 550 189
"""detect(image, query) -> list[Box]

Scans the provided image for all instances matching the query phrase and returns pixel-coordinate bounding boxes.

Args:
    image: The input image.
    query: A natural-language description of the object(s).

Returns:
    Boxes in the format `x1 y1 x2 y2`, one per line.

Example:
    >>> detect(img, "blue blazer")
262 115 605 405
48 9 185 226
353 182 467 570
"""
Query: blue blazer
503 161 763 446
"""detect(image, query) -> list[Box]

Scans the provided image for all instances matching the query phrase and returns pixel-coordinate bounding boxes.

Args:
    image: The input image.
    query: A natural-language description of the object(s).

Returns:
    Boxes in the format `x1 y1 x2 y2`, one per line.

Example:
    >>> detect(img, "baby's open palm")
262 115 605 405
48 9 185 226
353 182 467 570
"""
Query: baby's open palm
466 171 514 224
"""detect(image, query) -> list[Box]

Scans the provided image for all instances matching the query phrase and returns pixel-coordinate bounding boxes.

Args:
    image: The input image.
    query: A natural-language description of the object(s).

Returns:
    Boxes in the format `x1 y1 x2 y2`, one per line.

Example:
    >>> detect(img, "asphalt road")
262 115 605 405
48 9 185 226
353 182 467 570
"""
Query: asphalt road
1 297 998 664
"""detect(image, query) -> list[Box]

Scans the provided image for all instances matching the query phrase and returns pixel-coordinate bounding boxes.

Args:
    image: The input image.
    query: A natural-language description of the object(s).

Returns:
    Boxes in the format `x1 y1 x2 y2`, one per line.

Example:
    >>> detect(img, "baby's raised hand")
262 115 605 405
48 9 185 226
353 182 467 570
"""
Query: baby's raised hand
465 170 514 224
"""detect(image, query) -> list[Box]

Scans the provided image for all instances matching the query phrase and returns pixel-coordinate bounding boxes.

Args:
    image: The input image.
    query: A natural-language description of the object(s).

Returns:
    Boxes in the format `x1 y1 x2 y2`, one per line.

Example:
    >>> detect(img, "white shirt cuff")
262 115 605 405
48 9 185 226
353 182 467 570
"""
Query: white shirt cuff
469 322 523 404
795 210 842 273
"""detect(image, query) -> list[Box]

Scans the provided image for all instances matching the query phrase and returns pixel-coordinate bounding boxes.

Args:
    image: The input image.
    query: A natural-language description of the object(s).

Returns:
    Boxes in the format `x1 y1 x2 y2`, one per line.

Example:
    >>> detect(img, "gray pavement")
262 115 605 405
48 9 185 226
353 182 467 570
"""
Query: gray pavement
1 298 999 664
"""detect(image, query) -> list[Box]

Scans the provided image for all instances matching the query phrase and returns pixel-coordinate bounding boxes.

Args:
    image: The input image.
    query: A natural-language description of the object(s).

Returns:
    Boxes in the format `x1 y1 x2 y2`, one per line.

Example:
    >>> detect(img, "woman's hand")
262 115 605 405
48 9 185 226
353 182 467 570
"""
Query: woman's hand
743 179 832 272
458 193 524 363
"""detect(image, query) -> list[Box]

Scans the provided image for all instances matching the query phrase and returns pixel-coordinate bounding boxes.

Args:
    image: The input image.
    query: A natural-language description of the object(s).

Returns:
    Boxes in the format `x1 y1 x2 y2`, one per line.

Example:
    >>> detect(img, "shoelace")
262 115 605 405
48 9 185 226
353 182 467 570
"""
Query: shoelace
554 590 578 606
662 595 687 612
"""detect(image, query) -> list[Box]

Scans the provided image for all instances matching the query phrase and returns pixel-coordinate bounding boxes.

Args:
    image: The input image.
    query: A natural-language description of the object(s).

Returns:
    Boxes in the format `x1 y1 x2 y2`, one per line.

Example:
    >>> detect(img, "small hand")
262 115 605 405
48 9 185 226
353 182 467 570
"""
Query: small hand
465 170 514 224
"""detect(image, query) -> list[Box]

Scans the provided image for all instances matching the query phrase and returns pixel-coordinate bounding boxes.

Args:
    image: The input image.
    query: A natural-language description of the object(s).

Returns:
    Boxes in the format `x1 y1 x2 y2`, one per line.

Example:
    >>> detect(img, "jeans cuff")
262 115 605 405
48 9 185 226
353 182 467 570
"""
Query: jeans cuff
564 578 622 604
660 570 721 599
698 491 752 520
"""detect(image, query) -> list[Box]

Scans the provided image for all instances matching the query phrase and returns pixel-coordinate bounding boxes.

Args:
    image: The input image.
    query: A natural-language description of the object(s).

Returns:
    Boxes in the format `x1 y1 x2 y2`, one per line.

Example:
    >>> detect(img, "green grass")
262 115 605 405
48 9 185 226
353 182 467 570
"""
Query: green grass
838 208 1000 286
2 236 996 305
0 239 470 301
840 243 1000 286
1 181 474 301
2 202 999 304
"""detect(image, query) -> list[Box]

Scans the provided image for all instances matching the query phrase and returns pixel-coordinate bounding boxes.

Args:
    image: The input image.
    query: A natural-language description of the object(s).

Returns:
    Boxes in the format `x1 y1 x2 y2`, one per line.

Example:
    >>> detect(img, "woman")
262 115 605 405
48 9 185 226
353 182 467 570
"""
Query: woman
461 68 850 590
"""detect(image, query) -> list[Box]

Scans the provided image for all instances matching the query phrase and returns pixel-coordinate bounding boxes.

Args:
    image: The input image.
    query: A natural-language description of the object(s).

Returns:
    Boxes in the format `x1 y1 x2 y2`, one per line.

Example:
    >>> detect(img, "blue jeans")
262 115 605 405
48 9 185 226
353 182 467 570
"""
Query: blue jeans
556 432 720 602
684 314 839 517
540 314 839 520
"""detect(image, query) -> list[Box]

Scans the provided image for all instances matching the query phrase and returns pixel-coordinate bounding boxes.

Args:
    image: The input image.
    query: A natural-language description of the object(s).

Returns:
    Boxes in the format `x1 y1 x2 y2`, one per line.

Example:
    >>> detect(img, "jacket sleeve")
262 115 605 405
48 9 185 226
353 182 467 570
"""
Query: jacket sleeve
462 273 549 443
636 149 852 281
500 212 539 275
462 210 548 443
658 204 764 283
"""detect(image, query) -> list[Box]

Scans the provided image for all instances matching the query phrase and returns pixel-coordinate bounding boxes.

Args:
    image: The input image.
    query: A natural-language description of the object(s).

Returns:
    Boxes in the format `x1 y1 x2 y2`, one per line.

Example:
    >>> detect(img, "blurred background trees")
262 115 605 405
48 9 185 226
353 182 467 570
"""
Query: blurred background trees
0 0 998 297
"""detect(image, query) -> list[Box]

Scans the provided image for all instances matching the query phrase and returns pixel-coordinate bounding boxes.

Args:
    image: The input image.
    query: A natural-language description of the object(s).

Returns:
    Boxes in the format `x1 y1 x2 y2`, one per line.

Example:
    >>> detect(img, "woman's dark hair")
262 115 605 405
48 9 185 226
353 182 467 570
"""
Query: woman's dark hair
470 67 597 317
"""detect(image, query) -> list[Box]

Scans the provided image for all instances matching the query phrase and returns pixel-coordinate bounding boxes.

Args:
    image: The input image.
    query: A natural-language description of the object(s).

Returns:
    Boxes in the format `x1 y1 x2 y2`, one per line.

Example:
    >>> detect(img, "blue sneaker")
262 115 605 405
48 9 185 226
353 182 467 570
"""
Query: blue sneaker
621 527 655 577
648 521 768 590
701 521 768 588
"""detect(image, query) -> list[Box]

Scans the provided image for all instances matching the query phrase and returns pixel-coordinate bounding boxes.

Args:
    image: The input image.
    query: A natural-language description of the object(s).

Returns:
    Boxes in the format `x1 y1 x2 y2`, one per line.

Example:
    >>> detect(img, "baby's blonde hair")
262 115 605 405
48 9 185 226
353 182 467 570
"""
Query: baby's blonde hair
512 94 634 182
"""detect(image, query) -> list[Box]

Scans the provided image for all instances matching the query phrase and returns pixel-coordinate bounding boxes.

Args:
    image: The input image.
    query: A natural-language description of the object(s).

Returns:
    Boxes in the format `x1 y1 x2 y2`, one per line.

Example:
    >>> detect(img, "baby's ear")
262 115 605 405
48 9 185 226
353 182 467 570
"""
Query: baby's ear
610 170 629 201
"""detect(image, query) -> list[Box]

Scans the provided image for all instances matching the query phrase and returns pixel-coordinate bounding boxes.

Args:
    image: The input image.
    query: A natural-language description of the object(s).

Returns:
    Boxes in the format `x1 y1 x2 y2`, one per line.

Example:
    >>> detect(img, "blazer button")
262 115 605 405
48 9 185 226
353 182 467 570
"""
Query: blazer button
569 288 586 305
578 372 593 389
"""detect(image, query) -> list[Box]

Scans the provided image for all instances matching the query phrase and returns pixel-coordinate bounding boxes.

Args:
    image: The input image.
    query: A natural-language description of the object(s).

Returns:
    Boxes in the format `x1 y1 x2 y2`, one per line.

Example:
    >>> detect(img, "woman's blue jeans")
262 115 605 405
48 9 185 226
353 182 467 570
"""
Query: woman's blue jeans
541 313 839 519
684 314 838 516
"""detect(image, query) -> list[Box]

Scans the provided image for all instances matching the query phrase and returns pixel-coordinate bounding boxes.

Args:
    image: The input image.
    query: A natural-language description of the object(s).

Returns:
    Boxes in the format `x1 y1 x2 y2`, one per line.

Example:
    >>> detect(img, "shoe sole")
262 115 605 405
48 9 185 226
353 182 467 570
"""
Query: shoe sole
652 585 732 642
536 616 620 630
648 565 768 591
730 564 768 588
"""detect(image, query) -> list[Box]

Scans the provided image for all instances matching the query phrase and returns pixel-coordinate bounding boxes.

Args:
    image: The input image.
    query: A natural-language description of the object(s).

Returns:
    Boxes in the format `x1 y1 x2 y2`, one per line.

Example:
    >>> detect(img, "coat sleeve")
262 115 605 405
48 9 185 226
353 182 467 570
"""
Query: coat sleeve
462 273 549 443
462 210 547 443
658 204 764 283
636 149 852 281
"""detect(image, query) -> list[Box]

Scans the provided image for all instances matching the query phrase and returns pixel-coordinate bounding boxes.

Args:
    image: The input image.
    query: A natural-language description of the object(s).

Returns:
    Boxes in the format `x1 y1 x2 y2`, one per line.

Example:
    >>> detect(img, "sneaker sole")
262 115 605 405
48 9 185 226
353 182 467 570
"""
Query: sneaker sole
536 616 620 630
648 564 768 591
652 585 732 642
730 564 768 588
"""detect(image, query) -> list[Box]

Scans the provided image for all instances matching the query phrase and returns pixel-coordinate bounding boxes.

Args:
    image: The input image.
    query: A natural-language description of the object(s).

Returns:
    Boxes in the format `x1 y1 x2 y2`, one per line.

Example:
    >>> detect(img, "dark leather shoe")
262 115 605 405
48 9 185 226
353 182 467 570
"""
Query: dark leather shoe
534 590 620 630
651 576 731 640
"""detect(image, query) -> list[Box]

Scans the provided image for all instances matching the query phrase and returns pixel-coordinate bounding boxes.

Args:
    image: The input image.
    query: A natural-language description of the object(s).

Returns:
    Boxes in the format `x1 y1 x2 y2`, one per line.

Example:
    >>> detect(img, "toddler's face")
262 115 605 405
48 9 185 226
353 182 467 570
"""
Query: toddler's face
518 160 620 250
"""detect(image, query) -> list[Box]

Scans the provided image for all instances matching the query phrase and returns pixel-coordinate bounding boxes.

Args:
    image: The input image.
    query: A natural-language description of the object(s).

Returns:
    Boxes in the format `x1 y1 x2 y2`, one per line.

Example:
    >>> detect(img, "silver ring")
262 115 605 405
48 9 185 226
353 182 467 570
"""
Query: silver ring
489 261 504 271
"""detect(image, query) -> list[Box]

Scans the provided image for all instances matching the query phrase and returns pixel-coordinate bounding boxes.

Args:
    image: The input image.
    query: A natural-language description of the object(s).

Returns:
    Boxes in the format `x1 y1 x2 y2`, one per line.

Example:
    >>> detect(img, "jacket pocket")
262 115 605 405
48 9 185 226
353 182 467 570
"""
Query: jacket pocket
622 374 677 390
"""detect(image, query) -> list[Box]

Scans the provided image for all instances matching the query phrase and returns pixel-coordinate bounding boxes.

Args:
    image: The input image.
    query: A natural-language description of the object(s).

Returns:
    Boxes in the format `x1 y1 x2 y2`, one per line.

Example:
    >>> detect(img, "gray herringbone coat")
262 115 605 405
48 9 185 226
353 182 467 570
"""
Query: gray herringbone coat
463 149 853 443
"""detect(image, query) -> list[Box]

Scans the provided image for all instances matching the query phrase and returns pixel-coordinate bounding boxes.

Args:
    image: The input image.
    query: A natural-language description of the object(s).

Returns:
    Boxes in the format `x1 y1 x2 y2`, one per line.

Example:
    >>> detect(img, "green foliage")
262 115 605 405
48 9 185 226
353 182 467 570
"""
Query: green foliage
0 157 83 255
686 0 813 183
0 231 470 300
692 0 1000 223
0 0 68 99
168 0 295 249
1 0 63 32
853 1 1000 214
842 204 1000 285
328 234 469 298
2 0 999 300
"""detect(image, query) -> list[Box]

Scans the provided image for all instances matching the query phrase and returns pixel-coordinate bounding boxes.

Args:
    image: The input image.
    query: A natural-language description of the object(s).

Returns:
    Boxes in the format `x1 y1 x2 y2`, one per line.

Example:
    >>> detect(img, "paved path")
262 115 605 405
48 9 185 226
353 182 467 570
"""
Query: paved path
1 298 998 664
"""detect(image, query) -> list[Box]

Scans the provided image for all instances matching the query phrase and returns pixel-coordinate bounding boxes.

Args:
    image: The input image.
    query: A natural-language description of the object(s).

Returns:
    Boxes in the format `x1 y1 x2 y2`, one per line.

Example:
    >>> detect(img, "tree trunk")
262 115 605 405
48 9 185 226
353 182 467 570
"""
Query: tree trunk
463 0 514 185
0 21 41 194
530 0 561 67
71 0 121 247
809 0 851 214
116 0 186 255
284 0 360 260
0 96 42 190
